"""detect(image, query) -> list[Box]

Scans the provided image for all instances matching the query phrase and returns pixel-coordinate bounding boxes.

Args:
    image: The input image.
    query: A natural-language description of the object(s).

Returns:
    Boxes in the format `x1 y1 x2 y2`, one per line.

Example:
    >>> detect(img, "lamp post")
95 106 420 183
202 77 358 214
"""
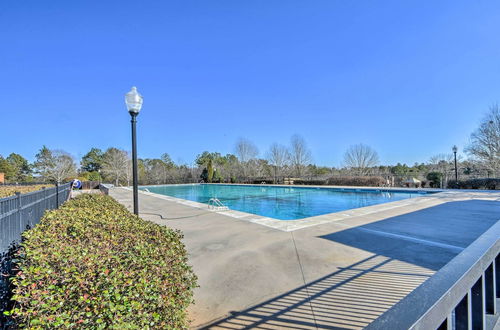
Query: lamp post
125 87 143 215
452 145 458 184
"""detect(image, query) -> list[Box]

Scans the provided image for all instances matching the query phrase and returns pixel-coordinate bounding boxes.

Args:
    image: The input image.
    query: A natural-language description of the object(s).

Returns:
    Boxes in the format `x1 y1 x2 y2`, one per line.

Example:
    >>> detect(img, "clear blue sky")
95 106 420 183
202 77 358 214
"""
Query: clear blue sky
1 1 499 167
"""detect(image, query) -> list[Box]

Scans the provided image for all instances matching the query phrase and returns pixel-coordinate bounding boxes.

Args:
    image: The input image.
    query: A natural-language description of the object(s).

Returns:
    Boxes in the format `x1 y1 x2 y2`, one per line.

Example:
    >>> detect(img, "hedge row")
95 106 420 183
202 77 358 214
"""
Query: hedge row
326 176 386 187
0 184 53 198
7 194 197 328
281 177 387 187
447 178 500 190
291 179 327 185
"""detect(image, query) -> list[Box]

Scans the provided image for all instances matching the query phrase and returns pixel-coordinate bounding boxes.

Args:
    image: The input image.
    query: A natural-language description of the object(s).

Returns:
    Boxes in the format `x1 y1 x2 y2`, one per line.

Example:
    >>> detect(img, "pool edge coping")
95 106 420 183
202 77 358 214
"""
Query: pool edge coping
120 185 481 232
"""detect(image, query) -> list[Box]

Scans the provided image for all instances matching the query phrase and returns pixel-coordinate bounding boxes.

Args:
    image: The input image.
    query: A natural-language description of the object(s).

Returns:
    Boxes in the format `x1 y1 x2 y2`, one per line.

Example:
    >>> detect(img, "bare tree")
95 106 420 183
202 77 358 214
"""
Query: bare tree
34 146 77 183
289 134 312 178
101 148 130 186
143 159 168 184
465 104 500 176
124 158 133 186
343 144 379 175
51 151 77 183
428 154 454 188
235 138 258 179
235 138 259 163
266 143 290 182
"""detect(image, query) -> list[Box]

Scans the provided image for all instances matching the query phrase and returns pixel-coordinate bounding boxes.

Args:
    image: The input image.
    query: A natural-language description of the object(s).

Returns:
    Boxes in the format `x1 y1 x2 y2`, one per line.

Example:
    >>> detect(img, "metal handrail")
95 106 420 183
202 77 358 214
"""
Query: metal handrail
367 220 500 329
208 198 229 211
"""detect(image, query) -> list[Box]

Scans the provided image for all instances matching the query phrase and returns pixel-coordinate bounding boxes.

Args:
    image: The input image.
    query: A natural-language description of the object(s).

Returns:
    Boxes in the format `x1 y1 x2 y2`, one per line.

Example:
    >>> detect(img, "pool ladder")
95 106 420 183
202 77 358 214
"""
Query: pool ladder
208 198 229 211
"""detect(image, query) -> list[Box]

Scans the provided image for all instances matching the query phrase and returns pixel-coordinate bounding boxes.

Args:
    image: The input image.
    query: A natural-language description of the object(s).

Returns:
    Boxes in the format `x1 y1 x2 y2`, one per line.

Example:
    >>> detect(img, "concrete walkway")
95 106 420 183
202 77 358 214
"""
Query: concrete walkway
109 188 500 329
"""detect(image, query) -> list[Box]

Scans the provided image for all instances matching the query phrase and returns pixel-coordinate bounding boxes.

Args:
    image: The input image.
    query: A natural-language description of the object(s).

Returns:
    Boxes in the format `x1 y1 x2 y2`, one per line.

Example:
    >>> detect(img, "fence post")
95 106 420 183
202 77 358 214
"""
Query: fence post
41 186 45 210
15 192 21 234
56 182 59 208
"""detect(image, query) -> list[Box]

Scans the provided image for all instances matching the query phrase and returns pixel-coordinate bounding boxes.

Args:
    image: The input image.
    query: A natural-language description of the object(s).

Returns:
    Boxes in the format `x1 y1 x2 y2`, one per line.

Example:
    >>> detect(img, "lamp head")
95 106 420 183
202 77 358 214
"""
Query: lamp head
125 86 143 114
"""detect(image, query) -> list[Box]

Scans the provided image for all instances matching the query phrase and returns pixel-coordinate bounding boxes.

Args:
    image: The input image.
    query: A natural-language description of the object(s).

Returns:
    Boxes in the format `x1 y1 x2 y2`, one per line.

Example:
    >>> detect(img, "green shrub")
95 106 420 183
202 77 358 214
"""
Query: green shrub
447 178 500 190
207 159 214 183
326 176 385 187
292 179 327 185
426 172 443 188
87 171 102 182
8 194 197 328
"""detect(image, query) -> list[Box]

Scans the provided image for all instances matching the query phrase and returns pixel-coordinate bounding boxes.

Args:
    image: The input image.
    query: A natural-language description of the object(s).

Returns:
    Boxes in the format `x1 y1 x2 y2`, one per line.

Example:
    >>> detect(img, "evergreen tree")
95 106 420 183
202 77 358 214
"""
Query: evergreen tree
6 153 32 181
0 155 16 180
81 148 104 173
207 159 214 183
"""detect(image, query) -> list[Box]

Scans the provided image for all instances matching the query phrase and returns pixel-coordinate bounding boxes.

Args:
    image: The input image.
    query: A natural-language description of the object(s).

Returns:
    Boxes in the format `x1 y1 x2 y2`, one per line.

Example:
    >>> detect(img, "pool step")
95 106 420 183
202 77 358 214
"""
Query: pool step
208 198 229 211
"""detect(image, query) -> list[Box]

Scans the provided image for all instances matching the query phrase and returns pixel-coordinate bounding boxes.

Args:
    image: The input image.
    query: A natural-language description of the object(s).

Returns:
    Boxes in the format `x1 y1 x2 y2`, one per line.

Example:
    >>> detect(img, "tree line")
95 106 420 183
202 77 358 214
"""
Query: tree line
0 105 498 187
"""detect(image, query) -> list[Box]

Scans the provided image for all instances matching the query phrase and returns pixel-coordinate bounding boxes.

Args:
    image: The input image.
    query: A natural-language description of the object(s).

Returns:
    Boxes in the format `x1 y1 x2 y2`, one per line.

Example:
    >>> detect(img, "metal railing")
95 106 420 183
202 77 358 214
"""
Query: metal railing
208 198 229 211
0 183 71 253
98 183 113 195
367 220 500 330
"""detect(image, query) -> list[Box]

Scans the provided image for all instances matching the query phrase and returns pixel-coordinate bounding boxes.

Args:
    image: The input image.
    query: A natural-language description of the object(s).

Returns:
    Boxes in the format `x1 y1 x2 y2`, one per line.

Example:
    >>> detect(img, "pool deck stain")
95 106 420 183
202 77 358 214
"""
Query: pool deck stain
110 187 500 329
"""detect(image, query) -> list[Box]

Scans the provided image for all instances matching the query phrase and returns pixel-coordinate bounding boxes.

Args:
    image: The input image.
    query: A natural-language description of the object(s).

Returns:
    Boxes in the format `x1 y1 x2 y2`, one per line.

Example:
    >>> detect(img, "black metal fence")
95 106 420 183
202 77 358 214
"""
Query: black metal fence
367 220 500 330
0 183 71 325
0 183 71 253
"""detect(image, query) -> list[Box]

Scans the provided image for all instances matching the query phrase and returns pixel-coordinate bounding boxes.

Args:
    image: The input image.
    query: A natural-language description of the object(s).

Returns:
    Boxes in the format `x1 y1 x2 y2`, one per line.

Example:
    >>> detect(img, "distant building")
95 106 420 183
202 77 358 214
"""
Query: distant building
0 172 4 184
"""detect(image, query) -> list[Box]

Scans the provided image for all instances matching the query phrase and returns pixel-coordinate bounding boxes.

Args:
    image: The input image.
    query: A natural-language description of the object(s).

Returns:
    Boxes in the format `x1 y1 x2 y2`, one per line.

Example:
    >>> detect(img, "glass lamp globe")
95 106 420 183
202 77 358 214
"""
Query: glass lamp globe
125 86 143 114
452 145 458 153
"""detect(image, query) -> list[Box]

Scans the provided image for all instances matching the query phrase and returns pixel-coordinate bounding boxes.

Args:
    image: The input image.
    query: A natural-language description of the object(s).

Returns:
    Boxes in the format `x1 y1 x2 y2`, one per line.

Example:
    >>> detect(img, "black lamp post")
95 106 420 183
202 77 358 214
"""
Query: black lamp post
452 145 458 184
125 87 143 215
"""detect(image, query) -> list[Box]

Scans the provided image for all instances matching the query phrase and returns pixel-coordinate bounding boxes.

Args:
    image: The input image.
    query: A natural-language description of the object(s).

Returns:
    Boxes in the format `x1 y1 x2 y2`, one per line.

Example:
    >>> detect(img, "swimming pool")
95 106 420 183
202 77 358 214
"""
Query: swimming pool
141 184 432 220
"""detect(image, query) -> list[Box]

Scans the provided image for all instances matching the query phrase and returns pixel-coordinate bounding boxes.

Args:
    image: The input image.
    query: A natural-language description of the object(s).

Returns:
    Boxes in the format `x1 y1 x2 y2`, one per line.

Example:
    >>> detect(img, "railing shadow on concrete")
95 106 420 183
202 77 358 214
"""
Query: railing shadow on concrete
202 254 434 329
366 221 500 330
203 200 499 329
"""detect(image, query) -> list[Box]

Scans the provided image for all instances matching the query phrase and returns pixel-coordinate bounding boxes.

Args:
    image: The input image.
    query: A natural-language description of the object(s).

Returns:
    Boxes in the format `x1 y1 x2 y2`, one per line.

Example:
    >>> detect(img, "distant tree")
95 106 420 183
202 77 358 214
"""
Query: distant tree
195 151 222 167
221 154 239 183
212 167 223 183
161 153 175 169
34 146 77 183
254 159 272 178
49 151 77 183
0 155 16 180
391 163 410 176
306 164 332 177
124 157 133 186
81 148 104 173
195 151 237 182
428 154 453 188
137 159 148 185
289 134 312 177
235 138 259 163
343 144 379 175
6 153 32 182
33 146 54 180
101 148 130 186
465 104 500 176
143 158 171 184
266 143 290 182
207 158 214 183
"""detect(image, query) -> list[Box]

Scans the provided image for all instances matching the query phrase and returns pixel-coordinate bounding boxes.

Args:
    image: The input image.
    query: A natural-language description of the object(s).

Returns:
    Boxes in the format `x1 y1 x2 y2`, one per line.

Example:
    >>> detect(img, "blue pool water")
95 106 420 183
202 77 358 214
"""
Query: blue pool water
141 184 431 220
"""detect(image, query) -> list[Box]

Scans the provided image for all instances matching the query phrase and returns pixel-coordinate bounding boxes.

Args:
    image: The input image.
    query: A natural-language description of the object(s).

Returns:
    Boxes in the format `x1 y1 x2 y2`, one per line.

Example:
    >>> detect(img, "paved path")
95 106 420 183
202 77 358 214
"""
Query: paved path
110 188 499 329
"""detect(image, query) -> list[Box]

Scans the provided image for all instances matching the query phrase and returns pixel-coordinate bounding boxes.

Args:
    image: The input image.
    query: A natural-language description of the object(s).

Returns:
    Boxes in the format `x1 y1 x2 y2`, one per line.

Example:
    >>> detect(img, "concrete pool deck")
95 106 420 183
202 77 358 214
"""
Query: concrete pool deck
110 187 500 329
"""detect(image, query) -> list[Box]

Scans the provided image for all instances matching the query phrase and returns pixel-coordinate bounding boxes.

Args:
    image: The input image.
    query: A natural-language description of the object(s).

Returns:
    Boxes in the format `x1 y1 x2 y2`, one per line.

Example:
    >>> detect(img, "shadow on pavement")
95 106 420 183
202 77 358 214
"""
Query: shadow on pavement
202 200 500 329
